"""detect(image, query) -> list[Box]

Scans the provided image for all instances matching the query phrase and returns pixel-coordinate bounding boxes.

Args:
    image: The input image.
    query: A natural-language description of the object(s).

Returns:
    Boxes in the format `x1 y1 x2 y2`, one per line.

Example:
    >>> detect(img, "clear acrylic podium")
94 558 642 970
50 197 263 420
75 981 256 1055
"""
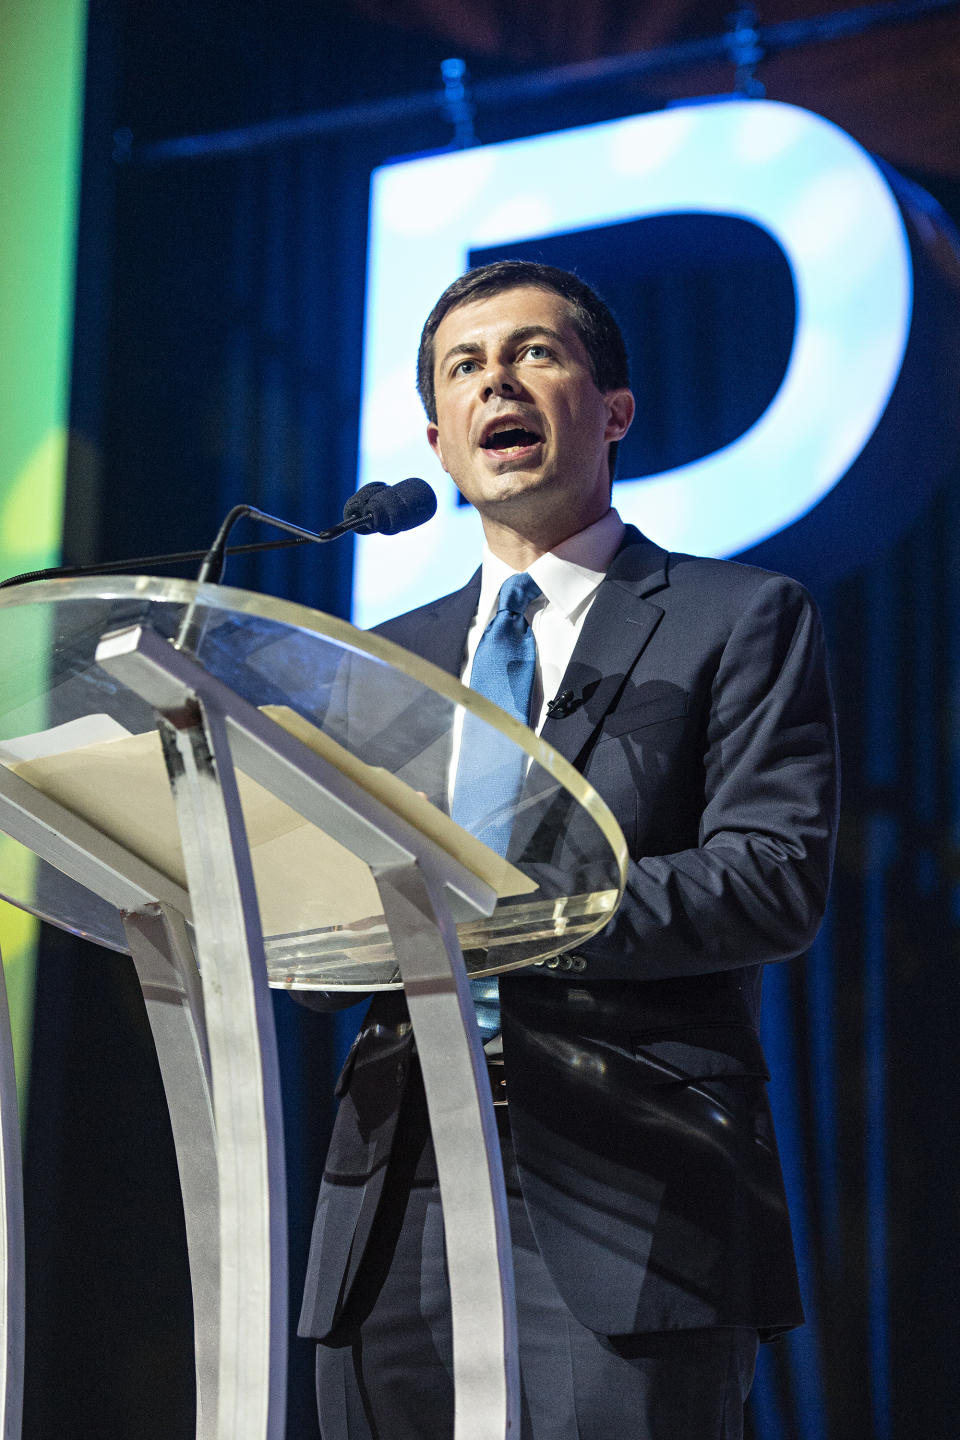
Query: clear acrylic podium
0 578 626 1440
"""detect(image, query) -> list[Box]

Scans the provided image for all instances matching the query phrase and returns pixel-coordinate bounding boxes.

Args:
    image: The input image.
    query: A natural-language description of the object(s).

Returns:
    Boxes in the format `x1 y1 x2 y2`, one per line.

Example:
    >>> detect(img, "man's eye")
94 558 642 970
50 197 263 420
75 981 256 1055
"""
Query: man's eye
524 345 551 360
454 359 479 375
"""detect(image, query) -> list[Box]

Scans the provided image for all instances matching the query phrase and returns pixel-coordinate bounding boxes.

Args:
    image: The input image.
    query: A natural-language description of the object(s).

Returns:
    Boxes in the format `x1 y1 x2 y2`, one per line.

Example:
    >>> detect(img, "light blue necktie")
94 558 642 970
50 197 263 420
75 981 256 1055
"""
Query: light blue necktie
452 572 541 1041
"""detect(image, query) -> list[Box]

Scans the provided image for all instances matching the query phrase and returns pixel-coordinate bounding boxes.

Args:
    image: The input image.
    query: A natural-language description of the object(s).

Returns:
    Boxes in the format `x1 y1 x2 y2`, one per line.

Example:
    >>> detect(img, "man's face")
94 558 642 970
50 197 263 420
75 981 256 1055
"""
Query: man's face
426 286 634 537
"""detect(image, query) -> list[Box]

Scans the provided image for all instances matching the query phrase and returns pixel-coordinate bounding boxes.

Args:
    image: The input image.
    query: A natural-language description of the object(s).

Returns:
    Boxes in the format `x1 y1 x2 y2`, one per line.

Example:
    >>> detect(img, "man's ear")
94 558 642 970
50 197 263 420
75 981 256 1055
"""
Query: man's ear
426 422 447 470
604 388 635 442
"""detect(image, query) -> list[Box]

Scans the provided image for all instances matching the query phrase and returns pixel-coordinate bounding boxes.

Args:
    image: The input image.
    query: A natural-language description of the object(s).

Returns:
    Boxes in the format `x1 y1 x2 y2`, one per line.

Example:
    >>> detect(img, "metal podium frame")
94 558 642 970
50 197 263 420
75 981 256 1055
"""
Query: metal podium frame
0 618 521 1440
0 579 627 1440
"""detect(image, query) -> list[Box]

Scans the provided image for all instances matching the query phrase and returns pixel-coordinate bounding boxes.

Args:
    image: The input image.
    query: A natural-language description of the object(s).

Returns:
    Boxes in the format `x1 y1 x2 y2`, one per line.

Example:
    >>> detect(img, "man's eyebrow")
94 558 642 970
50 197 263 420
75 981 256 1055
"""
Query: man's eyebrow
507 324 566 347
437 340 483 370
437 324 569 375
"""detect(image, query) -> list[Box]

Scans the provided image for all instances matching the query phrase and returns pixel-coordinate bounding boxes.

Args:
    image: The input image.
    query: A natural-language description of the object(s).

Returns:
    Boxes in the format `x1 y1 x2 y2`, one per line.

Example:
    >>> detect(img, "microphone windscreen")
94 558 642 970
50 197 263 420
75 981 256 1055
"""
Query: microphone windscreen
364 478 437 535
342 481 389 534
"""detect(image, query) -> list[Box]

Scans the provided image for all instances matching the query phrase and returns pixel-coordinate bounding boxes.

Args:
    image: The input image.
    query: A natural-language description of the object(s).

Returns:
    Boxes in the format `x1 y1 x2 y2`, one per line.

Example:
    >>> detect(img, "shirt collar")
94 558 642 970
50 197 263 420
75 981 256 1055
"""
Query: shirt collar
475 508 625 626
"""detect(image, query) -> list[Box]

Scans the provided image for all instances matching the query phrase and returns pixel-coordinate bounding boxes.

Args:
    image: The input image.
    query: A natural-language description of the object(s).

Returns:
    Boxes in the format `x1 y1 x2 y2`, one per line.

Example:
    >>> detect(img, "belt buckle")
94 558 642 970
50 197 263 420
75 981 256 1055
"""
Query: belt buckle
486 1056 508 1107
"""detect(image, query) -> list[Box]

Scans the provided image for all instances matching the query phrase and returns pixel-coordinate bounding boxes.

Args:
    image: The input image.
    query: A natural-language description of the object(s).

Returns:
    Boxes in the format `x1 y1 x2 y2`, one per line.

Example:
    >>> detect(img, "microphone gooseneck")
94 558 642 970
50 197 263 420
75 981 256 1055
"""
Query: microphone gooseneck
197 503 253 586
173 478 435 651
0 478 436 591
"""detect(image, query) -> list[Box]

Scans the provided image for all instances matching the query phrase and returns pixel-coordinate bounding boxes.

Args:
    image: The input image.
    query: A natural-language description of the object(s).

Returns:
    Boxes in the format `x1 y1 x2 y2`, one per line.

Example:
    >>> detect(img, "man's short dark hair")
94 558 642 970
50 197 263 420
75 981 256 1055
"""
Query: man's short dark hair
417 260 631 479
417 260 630 419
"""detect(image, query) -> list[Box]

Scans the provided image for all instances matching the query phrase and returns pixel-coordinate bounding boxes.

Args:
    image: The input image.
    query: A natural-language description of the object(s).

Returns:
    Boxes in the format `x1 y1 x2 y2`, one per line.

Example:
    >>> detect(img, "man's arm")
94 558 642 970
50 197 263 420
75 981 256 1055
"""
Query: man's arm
568 573 839 982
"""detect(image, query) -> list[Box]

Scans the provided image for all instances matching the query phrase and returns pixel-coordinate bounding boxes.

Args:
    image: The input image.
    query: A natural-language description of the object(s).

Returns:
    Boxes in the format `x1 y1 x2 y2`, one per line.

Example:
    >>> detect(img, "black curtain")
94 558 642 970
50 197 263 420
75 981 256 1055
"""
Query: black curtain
25 2 960 1435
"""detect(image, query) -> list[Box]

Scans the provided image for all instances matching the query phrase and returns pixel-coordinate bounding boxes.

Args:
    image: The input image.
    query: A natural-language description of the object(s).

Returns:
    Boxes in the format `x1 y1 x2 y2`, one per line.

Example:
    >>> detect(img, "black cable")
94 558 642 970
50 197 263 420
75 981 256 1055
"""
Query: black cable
0 533 317 591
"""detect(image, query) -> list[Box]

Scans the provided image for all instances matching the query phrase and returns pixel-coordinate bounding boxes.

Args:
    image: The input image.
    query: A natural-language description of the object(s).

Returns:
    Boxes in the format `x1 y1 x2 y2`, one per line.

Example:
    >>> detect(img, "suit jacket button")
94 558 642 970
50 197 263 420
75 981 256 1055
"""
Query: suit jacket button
570 954 587 972
546 957 560 970
558 956 573 971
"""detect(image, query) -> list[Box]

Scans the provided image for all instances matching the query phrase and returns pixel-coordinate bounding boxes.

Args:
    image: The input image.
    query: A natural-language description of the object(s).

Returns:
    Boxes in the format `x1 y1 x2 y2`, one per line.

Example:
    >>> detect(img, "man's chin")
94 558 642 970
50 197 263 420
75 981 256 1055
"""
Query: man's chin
476 467 551 503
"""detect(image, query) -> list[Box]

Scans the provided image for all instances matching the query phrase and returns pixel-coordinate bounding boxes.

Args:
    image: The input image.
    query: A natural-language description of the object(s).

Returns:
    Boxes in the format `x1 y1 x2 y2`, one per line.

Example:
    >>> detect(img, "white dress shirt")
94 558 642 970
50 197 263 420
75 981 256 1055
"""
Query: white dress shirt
460 506 626 729
454 508 627 1047
447 508 626 808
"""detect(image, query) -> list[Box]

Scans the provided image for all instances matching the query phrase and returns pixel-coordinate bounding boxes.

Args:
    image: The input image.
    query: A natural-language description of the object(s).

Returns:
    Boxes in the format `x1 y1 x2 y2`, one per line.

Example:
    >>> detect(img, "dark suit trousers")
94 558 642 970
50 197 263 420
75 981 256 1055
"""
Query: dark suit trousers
313 1064 759 1440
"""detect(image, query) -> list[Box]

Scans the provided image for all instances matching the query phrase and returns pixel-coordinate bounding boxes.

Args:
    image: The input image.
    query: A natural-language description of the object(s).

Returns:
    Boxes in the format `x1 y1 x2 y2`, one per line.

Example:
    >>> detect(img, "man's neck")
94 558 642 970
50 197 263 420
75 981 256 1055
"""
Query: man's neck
480 503 614 572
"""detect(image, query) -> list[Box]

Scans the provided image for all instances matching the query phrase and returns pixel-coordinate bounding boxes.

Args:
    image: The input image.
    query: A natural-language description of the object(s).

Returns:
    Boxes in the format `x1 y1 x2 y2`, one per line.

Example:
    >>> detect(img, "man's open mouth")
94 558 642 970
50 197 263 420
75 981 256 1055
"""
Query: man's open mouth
481 425 543 454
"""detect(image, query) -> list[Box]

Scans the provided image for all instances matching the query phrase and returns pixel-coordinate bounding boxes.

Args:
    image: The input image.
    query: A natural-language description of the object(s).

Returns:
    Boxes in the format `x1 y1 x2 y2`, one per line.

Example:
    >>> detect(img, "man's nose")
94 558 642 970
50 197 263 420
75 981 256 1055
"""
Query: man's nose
481 362 518 398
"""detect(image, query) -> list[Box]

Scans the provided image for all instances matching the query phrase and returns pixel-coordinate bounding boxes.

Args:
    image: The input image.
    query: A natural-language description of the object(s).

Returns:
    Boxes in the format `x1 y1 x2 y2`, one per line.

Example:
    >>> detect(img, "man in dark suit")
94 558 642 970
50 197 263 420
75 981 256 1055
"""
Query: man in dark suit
299 261 839 1439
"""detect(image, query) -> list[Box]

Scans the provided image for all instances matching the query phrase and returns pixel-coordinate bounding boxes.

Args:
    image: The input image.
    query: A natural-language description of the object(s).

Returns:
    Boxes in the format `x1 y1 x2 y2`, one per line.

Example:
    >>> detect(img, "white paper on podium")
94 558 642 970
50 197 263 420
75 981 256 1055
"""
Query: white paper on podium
0 708 535 939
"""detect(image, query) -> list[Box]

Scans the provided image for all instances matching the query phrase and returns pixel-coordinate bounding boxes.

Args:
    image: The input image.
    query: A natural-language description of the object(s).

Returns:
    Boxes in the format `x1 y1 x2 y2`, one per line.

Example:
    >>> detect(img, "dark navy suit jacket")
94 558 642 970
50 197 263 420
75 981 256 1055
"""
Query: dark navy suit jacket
299 526 839 1341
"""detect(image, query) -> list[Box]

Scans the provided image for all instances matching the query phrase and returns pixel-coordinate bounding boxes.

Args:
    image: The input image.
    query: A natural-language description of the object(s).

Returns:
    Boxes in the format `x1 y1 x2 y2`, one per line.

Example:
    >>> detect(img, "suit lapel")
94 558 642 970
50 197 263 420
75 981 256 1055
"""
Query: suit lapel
539 529 670 767
397 570 481 676
366 572 480 794
380 533 670 771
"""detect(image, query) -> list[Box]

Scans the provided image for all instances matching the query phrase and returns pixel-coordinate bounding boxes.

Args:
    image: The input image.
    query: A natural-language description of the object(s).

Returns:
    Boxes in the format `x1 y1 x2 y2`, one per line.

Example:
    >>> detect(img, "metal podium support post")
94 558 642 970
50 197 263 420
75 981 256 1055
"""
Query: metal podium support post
0 767 198 1440
121 906 219 1440
374 860 519 1440
156 705 288 1440
95 622 520 1440
96 639 289 1440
